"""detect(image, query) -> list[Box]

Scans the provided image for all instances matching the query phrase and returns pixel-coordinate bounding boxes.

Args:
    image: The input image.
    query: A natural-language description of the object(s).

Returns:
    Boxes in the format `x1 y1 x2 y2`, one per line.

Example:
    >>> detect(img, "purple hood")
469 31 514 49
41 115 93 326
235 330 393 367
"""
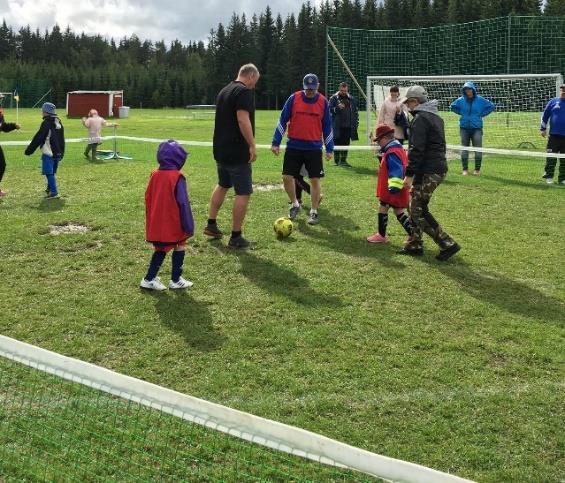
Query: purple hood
157 140 188 170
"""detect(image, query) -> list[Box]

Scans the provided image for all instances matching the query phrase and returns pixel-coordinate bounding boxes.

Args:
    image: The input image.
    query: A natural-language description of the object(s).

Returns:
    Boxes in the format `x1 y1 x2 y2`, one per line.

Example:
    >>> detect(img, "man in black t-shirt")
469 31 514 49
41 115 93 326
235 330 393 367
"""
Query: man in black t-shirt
204 64 260 248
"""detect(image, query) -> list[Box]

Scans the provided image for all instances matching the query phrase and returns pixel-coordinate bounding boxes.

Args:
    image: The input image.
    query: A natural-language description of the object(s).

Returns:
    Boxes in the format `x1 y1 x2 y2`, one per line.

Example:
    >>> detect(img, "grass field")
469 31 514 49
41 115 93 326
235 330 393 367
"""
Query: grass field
0 108 564 482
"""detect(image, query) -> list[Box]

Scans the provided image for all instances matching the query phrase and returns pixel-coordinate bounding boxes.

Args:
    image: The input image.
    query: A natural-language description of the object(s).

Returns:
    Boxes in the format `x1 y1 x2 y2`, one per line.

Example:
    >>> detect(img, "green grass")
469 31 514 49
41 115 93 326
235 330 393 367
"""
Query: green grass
0 108 564 482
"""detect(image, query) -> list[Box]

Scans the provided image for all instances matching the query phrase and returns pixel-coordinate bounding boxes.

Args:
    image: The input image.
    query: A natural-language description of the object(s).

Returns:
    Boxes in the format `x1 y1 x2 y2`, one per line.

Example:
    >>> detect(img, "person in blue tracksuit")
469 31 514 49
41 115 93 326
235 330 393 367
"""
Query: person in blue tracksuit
540 84 565 185
450 81 495 176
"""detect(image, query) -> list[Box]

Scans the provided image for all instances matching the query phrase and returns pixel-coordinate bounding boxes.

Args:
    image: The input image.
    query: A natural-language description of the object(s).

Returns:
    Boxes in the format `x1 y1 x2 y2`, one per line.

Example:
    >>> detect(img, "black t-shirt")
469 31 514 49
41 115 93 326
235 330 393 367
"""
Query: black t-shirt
213 81 255 164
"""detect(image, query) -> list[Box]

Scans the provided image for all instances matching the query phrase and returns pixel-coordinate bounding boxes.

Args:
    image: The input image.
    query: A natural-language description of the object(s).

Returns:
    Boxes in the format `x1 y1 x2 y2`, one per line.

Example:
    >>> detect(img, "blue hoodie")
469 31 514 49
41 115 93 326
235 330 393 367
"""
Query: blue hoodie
450 82 495 129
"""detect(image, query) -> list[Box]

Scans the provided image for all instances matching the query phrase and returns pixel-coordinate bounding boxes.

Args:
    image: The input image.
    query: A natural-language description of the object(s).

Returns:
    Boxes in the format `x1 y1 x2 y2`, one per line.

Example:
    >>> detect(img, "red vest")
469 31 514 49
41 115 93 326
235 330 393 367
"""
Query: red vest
287 91 325 141
376 145 410 208
145 170 187 243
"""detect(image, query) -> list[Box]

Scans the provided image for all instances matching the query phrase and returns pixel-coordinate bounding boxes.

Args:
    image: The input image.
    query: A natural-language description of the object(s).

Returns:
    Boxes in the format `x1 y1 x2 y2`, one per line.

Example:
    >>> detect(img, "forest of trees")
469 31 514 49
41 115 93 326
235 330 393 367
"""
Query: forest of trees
0 0 561 109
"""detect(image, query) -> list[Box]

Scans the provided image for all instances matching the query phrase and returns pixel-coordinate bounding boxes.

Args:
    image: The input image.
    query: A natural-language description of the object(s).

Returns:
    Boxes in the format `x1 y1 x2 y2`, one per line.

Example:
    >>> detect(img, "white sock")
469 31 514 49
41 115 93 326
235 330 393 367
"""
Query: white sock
292 200 300 208
310 208 317 215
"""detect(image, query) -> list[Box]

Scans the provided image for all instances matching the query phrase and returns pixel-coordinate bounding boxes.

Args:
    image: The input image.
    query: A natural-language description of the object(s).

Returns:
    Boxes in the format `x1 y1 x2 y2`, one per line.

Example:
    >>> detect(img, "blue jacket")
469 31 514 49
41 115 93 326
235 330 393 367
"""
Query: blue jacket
540 97 565 137
450 82 495 129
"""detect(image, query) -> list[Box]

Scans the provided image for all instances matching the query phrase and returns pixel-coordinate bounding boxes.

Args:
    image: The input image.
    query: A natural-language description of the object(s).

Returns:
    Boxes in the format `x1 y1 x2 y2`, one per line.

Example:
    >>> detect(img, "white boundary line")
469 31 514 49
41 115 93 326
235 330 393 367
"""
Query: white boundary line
0 335 473 483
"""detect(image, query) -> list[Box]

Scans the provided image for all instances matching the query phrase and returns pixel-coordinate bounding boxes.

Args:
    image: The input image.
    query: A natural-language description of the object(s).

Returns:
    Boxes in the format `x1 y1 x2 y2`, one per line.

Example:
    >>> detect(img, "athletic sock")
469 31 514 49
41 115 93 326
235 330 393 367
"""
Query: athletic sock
145 251 166 281
207 218 217 225
231 230 242 239
378 213 388 237
171 250 185 283
396 211 413 235
292 200 300 208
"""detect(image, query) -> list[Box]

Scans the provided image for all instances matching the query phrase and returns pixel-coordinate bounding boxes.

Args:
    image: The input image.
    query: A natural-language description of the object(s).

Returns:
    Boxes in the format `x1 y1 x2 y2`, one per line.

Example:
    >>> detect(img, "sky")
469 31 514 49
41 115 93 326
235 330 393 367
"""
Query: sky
1 0 317 45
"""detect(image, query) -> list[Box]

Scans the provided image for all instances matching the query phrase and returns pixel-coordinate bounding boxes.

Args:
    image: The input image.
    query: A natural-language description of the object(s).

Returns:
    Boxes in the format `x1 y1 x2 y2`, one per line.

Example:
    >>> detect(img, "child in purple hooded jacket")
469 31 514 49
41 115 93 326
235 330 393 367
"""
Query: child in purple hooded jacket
140 140 195 291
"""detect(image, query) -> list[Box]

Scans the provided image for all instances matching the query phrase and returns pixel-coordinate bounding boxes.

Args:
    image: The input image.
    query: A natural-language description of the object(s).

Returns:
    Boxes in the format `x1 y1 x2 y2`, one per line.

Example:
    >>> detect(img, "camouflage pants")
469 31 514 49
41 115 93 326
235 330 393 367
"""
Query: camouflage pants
406 173 456 250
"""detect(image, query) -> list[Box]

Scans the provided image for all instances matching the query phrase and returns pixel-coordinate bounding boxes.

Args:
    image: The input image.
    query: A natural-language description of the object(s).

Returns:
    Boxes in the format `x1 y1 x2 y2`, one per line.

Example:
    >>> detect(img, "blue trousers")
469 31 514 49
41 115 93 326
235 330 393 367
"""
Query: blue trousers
460 128 483 171
41 154 60 195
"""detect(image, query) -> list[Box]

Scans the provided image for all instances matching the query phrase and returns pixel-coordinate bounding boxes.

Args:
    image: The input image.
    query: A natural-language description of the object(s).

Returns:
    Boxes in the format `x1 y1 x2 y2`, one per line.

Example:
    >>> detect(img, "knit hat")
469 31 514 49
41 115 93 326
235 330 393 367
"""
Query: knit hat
402 85 428 104
42 102 56 115
374 124 395 141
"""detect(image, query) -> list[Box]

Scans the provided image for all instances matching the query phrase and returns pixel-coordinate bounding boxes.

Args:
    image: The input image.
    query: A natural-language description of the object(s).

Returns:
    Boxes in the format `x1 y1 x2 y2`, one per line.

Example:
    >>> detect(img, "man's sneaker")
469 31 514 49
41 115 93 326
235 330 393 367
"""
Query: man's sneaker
204 224 223 238
140 277 167 291
307 212 319 225
462 170 469 176
45 192 60 199
289 205 300 220
396 247 424 256
473 170 481 176
228 236 252 249
436 243 461 261
543 177 553 184
169 277 194 289
366 233 389 243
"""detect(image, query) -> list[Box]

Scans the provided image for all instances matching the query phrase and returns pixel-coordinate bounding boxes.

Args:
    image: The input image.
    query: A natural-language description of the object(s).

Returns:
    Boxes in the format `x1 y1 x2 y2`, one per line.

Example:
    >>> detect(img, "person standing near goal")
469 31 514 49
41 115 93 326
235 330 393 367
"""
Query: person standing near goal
400 86 461 261
449 81 495 176
328 82 358 167
204 64 260 249
540 83 565 185
376 85 409 145
271 73 334 225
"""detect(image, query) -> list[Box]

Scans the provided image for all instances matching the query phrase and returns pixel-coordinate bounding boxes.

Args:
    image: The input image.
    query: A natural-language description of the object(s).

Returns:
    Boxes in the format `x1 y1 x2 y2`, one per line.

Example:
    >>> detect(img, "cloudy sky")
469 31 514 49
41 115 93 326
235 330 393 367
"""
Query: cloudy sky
1 0 318 44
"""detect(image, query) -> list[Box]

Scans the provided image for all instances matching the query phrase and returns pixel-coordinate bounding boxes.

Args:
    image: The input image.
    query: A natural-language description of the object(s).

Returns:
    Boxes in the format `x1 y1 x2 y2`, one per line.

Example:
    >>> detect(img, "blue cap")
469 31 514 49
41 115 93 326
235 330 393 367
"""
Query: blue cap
42 102 56 115
303 73 319 90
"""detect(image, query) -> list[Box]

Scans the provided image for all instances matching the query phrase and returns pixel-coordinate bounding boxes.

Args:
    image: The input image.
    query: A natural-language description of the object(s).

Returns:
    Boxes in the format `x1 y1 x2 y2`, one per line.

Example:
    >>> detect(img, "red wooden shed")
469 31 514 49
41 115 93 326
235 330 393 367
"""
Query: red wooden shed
66 90 124 118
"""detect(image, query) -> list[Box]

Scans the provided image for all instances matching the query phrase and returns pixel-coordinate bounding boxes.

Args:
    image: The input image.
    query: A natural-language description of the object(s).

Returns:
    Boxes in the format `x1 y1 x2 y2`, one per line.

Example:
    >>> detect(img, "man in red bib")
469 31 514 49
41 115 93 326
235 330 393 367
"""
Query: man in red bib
271 73 334 225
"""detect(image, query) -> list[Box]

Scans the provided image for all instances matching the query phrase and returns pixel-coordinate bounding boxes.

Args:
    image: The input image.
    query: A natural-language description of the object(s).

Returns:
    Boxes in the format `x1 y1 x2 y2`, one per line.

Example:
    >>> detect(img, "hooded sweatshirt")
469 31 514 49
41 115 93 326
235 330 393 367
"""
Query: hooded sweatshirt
145 141 194 243
406 100 448 177
450 81 495 129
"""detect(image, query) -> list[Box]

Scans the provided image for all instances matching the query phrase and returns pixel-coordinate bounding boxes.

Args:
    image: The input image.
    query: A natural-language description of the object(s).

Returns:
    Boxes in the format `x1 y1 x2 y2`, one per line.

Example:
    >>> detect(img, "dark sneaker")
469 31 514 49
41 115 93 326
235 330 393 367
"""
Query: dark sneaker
204 224 223 239
307 212 319 225
289 205 300 220
228 236 252 249
396 247 424 256
45 192 60 199
436 243 461 261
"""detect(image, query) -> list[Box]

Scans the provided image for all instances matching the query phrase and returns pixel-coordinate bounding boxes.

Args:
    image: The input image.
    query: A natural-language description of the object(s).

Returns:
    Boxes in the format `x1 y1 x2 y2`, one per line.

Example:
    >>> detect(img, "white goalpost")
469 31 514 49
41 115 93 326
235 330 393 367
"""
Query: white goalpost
366 74 563 152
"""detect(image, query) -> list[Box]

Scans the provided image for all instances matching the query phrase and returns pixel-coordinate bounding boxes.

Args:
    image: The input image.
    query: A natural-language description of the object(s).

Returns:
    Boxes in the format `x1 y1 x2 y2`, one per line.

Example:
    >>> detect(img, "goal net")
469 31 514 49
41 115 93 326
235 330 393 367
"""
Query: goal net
367 74 563 151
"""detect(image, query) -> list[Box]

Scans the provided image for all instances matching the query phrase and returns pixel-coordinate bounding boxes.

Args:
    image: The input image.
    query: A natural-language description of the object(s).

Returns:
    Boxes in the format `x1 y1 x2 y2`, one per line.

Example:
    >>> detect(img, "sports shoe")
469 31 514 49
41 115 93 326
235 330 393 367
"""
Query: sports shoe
396 247 424 256
45 192 60 199
560 180 565 185
366 233 389 243
462 170 469 176
0 189 7 197
473 170 481 176
542 176 553 184
228 236 252 249
436 243 461 261
204 223 223 238
289 205 300 220
140 277 167 291
169 277 194 289
307 212 319 225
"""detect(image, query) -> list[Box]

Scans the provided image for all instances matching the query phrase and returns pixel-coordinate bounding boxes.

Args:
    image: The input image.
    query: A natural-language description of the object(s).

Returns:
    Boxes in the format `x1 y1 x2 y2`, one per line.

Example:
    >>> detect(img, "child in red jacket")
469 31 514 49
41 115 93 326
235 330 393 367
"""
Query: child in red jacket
141 140 195 291
367 124 413 243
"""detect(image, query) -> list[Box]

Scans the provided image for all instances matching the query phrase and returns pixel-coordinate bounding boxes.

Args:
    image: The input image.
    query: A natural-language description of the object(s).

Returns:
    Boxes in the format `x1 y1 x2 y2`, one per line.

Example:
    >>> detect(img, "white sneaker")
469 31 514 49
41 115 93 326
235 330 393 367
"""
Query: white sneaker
140 277 167 291
169 277 194 289
543 177 553 184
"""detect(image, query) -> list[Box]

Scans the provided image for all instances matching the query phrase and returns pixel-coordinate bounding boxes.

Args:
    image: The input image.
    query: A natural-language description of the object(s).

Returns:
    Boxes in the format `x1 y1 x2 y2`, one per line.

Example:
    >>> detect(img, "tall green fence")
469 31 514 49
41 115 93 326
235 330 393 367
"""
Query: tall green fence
327 16 565 108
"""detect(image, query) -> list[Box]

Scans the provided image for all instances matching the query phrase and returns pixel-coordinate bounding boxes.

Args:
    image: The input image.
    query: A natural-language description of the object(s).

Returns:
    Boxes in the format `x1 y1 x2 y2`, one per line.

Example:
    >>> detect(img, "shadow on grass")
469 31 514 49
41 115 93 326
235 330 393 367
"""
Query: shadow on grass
37 197 66 212
346 165 376 177
225 249 343 307
434 260 564 324
296 211 408 269
151 290 226 351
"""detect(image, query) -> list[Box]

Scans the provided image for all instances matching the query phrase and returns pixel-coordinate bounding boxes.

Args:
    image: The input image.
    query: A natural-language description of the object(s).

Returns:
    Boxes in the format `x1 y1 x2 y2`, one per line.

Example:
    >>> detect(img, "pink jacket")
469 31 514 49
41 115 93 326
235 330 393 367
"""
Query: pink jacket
377 96 407 140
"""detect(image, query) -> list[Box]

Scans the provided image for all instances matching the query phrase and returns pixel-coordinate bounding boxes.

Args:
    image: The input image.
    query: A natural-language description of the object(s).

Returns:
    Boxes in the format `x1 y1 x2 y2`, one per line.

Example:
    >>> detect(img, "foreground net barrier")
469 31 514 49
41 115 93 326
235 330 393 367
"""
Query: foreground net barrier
0 336 473 482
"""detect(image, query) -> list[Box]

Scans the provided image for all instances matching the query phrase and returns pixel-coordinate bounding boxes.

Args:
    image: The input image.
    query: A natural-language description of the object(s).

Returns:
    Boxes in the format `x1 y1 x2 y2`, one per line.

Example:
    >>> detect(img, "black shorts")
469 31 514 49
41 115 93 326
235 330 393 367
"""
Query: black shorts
217 162 253 196
283 148 325 179
547 134 565 154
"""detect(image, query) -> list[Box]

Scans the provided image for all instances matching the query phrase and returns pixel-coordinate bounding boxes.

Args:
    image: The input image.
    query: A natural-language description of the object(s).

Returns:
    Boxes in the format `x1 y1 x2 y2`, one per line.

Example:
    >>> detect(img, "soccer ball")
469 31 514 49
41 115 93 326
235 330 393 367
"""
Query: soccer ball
273 217 293 238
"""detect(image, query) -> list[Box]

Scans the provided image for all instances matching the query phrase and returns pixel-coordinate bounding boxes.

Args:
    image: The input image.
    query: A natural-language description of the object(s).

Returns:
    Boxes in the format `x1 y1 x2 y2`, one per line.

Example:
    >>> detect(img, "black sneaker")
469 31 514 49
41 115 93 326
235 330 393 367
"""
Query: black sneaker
228 236 252 249
289 205 300 220
436 243 461 261
204 224 223 239
396 247 424 256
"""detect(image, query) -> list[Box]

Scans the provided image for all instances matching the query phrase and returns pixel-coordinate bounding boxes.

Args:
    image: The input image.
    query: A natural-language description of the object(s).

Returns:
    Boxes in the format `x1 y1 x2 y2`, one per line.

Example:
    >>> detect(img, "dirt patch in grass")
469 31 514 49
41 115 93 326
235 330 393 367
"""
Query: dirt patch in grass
253 183 284 192
47 222 90 235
